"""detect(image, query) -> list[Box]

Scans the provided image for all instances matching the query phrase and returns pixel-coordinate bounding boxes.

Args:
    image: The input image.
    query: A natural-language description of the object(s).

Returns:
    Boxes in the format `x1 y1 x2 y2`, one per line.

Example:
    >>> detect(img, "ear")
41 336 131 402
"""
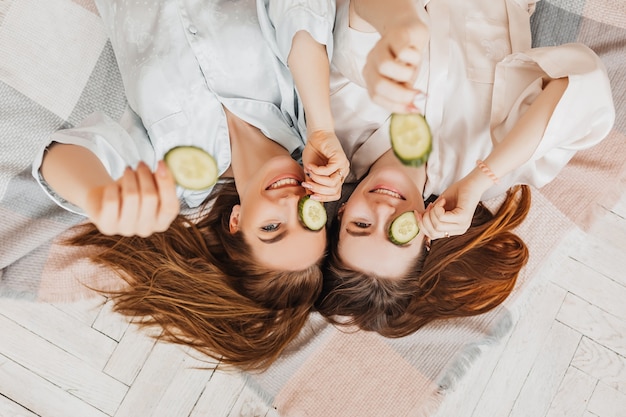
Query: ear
229 204 241 233
337 202 346 220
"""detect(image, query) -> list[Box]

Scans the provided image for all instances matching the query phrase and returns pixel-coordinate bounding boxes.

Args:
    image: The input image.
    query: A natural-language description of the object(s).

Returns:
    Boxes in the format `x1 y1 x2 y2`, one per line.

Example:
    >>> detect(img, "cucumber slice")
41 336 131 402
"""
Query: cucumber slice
390 113 432 167
388 211 419 245
298 195 327 231
164 146 218 190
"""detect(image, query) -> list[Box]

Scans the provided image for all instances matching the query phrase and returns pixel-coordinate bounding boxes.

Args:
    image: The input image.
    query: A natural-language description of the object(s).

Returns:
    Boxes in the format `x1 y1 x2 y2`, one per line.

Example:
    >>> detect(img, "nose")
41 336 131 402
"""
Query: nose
374 200 397 222
280 188 305 202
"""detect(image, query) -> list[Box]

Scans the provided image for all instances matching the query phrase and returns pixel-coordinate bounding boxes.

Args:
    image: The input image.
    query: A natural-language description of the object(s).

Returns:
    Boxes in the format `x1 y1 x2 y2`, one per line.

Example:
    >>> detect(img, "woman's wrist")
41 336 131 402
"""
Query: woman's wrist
465 166 496 196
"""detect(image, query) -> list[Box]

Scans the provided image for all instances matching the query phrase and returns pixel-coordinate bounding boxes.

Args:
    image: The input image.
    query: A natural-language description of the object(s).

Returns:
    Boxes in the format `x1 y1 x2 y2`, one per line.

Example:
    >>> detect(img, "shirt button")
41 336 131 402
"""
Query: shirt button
188 26 197 35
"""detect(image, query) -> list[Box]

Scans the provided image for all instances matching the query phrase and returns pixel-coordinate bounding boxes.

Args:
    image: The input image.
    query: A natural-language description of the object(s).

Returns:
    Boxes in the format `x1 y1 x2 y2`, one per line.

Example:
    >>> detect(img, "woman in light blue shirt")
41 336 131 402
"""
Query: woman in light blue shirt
33 0 346 369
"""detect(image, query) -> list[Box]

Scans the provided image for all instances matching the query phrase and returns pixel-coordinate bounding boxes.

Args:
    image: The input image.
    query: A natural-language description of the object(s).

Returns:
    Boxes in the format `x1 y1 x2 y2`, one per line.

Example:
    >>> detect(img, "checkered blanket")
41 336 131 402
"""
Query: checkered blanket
1 0 624 415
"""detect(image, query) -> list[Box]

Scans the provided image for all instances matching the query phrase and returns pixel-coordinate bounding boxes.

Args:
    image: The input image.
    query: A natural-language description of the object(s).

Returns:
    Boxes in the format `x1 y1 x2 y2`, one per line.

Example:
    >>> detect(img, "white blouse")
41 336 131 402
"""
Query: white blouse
331 0 615 200
33 0 334 212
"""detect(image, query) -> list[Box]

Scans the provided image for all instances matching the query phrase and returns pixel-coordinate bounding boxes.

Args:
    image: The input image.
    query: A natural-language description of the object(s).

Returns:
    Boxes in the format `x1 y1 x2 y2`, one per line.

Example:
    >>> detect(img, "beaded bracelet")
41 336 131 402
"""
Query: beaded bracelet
476 160 500 184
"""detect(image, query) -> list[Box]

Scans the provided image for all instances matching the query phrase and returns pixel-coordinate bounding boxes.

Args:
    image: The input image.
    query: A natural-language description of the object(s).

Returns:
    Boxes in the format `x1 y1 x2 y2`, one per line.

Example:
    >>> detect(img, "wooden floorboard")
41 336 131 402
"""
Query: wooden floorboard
1 194 625 416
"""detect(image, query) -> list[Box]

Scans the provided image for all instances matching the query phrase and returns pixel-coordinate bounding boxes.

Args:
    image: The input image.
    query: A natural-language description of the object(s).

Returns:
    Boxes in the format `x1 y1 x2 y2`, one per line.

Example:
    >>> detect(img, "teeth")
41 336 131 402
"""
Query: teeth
268 178 300 189
371 188 404 199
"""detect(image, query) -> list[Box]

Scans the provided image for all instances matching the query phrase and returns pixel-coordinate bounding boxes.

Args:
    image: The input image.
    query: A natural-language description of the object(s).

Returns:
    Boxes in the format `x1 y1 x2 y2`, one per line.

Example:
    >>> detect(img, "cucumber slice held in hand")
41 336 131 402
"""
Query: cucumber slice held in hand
298 195 327 231
164 146 218 190
390 113 432 167
388 211 420 245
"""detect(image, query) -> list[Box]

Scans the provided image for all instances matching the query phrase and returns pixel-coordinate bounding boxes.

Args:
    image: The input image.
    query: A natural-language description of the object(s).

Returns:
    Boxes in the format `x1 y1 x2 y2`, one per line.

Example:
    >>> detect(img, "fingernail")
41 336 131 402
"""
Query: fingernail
157 161 168 177
406 103 420 113
413 90 428 99
301 182 312 189
310 194 321 201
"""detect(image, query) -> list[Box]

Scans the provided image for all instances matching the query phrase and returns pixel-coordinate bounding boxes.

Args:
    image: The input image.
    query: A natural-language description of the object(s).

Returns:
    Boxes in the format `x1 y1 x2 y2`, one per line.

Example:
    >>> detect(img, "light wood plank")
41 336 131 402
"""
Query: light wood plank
588 207 626 253
103 322 158 385
189 370 247 417
587 382 626 417
0 394 39 417
51 296 106 326
572 337 626 396
601 192 626 218
471 281 568 417
113 342 190 417
550 256 626 321
149 351 216 417
557 293 626 357
544 366 597 417
0 298 117 369
433 333 510 417
508 321 582 417
567 233 626 287
229 384 274 417
0 314 128 415
0 354 109 417
92 298 131 341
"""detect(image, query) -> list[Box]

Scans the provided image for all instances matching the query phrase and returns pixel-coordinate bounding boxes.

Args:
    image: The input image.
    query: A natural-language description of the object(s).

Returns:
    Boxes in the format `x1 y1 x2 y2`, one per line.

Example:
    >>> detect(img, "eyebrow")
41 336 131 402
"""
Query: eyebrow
346 228 372 237
258 230 288 244
346 228 417 248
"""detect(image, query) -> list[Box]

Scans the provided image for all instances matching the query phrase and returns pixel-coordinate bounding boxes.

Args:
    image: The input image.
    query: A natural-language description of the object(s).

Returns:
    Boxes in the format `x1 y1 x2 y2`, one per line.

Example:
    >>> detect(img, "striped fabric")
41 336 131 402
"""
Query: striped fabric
1 0 624 415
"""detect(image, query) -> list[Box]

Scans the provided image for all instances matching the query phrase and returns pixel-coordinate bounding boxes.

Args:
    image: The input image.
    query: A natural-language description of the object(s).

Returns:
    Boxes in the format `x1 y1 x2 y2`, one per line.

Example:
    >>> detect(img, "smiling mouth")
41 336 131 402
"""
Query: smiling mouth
266 178 301 190
369 187 405 200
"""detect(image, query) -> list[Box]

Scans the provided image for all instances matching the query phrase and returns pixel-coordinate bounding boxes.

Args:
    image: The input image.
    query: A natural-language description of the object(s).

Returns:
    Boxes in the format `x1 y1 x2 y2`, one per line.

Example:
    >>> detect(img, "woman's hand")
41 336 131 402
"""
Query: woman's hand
83 161 180 237
362 18 429 113
417 177 484 240
302 130 350 202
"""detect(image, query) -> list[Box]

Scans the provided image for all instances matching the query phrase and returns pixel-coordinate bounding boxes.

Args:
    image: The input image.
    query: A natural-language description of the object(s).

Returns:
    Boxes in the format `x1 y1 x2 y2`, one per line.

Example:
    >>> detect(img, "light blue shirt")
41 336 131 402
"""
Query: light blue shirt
33 0 334 212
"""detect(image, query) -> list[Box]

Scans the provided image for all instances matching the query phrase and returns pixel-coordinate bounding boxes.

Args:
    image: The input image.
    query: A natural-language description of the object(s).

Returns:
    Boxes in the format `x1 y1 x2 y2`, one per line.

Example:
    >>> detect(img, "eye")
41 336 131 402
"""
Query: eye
353 221 371 229
261 223 280 232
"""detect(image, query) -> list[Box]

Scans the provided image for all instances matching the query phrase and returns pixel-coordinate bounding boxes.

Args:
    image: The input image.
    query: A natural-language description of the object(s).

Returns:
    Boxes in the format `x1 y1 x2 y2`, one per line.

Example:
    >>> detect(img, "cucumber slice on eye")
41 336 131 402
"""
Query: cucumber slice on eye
390 113 432 167
298 195 327 231
164 146 218 190
388 211 420 245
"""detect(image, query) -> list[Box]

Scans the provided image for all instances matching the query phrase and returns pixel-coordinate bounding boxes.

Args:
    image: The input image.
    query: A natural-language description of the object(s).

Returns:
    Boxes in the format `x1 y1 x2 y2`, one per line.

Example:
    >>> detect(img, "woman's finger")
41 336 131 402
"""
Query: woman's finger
395 46 422 66
154 160 180 231
136 162 159 237
369 76 420 106
301 180 341 203
378 58 418 84
420 207 458 239
118 167 140 236
418 209 438 238
96 183 122 235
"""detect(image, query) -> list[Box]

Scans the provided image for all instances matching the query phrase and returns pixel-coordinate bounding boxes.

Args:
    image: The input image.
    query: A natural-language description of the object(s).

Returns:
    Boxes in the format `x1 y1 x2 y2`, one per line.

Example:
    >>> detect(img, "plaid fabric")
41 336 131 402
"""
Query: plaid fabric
0 0 624 415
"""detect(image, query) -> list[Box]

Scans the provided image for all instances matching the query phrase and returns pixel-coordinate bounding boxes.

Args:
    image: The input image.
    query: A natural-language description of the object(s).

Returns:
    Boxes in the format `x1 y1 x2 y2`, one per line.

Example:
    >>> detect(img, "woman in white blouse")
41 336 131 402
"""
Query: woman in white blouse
34 0 347 369
316 0 615 336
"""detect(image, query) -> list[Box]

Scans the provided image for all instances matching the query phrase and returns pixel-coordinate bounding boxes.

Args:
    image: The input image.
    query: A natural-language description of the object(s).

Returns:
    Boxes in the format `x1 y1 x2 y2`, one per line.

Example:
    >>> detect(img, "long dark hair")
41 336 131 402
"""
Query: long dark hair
316 185 531 337
68 181 323 370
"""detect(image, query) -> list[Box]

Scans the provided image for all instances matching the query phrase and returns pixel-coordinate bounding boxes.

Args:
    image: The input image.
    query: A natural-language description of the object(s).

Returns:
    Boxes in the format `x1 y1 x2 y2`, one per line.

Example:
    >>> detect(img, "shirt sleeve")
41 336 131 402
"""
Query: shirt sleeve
259 0 336 64
487 43 615 197
31 109 156 215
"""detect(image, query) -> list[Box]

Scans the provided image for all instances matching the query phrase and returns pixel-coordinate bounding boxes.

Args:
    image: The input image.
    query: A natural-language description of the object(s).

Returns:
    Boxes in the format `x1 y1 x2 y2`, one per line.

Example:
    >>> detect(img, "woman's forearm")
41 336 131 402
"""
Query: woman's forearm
40 143 114 210
288 30 333 132
468 77 570 192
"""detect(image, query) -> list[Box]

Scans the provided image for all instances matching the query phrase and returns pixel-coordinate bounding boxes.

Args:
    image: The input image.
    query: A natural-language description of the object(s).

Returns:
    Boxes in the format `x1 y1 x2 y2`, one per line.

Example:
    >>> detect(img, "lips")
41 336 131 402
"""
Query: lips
369 187 405 200
266 177 302 190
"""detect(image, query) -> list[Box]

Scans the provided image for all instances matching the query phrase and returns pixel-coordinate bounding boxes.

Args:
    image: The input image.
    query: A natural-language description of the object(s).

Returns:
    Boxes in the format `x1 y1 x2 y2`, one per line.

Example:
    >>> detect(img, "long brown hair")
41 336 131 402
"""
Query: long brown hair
316 185 531 337
69 181 323 370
